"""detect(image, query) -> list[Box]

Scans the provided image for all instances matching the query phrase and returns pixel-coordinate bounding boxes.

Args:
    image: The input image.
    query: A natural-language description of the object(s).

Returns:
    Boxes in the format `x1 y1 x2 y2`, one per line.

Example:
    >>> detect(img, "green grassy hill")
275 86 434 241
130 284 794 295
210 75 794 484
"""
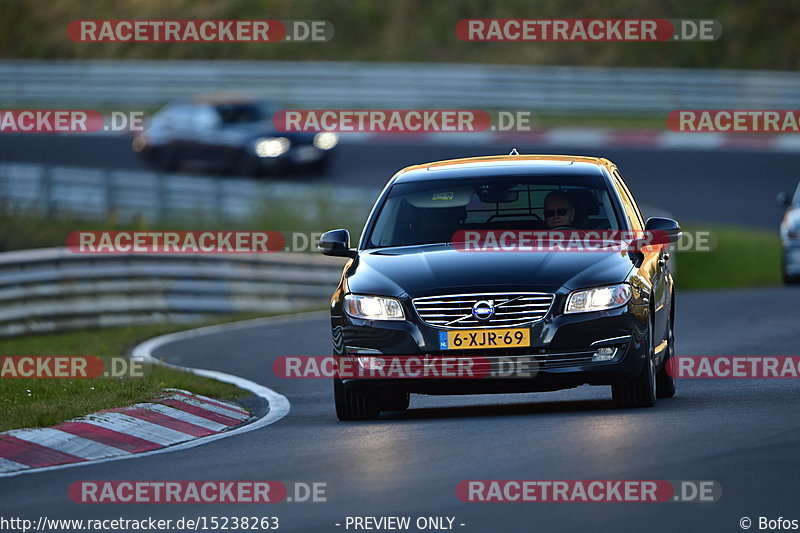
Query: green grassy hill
1 0 798 70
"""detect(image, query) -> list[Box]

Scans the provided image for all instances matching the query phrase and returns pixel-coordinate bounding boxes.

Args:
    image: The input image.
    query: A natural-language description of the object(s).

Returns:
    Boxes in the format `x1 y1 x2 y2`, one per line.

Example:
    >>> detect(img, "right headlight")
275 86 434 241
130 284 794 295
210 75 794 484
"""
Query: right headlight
565 283 632 314
313 132 338 150
344 294 405 321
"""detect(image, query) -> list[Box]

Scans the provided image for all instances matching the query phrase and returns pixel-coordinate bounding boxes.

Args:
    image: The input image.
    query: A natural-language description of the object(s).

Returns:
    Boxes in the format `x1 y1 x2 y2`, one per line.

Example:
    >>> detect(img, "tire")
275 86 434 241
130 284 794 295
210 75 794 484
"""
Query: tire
333 377 380 420
612 325 657 408
656 315 677 399
380 391 410 411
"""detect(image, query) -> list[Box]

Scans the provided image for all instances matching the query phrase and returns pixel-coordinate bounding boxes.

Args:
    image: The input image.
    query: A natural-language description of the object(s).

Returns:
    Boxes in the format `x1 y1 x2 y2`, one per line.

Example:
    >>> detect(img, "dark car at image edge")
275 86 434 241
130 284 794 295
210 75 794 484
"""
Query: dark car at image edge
319 154 681 420
777 183 800 284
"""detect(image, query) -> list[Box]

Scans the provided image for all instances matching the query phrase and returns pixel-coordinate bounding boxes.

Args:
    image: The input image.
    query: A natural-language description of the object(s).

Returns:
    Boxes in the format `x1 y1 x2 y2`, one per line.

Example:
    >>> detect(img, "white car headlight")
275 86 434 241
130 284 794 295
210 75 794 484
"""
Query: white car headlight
313 132 338 150
254 137 290 158
565 284 632 314
344 294 405 321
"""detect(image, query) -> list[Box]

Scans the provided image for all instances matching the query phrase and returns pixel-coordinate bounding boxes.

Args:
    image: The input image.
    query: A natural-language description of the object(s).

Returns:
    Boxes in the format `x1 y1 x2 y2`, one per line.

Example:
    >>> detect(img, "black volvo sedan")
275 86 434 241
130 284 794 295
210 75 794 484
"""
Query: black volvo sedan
319 154 680 420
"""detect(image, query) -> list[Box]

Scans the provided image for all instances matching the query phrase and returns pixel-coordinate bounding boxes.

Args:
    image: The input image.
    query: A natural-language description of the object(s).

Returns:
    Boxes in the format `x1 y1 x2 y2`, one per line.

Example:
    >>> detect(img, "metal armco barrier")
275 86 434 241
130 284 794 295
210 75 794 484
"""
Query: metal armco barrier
1 60 798 112
0 247 345 337
0 163 376 222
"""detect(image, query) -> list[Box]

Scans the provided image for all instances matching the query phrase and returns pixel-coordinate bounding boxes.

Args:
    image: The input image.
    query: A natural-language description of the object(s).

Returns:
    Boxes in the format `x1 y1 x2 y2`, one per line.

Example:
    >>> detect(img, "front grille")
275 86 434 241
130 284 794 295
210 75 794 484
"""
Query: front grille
426 348 600 370
479 351 597 370
413 292 554 329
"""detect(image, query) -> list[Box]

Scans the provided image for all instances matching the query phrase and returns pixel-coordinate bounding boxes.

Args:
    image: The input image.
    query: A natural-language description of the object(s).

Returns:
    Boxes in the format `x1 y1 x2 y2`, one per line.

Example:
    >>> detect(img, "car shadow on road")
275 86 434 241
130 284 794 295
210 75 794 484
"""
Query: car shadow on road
379 397 625 422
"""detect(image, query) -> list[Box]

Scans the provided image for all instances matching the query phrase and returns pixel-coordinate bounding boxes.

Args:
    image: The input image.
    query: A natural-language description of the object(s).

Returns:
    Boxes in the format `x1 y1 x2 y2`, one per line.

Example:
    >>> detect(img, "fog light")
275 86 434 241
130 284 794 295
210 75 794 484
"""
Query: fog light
592 347 618 362
345 346 385 370
357 356 385 370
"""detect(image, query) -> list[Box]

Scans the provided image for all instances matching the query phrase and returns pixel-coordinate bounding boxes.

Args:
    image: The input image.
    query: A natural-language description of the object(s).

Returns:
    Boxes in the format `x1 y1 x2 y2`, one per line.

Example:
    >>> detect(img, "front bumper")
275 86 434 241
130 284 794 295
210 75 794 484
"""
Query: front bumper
332 302 649 395
259 145 330 167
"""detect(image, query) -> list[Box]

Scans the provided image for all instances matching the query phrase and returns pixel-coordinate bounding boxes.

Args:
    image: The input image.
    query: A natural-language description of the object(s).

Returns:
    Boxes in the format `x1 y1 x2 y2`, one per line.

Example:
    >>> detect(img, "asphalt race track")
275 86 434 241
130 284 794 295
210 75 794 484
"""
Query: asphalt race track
0 133 798 230
1 137 799 531
1 287 800 532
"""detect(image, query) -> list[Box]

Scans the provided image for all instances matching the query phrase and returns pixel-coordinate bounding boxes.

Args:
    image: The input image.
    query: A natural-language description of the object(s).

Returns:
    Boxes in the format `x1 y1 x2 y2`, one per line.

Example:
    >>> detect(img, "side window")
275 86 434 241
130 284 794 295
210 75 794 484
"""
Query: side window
194 105 221 131
612 170 644 231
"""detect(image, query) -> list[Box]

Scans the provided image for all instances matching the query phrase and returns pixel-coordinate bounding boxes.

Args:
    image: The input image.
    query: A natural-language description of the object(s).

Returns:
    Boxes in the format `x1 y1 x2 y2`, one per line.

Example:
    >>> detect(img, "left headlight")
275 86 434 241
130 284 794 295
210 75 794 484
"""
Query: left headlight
344 294 405 321
565 283 632 314
313 132 338 150
131 135 147 153
254 137 290 158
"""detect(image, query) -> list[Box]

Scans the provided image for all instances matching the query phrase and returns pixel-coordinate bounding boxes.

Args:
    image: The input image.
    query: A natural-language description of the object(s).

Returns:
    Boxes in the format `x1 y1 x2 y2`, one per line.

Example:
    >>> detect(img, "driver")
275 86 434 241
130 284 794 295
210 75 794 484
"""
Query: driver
543 191 576 229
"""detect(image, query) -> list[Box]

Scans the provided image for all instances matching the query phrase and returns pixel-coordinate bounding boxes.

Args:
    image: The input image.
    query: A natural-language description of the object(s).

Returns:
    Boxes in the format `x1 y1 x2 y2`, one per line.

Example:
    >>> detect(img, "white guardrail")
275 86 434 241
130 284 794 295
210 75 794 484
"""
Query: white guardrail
1 60 799 112
0 163 378 222
0 247 345 337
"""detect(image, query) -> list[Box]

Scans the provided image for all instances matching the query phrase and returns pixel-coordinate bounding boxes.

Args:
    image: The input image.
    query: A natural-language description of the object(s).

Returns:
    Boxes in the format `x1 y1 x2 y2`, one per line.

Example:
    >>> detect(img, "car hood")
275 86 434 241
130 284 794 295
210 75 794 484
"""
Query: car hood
346 244 635 298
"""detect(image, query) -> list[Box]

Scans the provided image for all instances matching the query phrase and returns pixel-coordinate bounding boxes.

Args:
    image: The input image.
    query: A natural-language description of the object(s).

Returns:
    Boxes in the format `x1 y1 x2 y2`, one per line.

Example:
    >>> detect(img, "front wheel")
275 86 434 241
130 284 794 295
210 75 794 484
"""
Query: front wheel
612 326 656 408
333 378 380 420
656 316 677 398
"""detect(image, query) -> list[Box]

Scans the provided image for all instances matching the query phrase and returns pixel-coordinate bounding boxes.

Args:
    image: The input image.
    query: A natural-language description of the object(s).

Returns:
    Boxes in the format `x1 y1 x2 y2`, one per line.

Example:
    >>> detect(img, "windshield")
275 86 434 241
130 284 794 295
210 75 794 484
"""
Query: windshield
365 175 622 248
214 102 277 124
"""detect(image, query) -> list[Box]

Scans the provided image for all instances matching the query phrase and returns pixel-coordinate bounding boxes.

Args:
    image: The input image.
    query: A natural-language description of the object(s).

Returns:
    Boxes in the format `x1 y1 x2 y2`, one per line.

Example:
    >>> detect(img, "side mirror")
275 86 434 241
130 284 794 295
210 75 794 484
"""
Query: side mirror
644 217 682 244
777 191 792 209
318 229 357 258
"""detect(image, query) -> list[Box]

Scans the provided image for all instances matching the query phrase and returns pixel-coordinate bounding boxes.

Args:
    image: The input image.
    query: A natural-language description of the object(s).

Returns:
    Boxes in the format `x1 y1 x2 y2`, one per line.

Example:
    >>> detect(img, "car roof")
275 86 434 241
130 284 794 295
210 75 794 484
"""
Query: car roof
391 154 616 183
175 93 270 106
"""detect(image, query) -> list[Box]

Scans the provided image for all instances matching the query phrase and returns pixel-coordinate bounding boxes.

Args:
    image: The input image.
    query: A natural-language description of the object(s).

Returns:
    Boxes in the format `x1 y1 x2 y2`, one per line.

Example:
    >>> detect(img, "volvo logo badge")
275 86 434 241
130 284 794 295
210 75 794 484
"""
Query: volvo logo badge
472 300 495 320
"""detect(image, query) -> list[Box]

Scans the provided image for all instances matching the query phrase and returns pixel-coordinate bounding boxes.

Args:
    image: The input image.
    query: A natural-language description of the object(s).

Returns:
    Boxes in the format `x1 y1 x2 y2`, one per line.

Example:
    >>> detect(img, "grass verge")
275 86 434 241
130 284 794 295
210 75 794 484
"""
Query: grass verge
675 224 781 289
0 199 368 253
0 312 315 432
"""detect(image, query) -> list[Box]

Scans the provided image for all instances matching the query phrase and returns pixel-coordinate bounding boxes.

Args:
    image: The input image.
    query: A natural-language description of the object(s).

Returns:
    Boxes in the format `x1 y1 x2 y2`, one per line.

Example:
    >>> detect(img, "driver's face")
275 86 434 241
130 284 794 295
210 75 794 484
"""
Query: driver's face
544 198 575 228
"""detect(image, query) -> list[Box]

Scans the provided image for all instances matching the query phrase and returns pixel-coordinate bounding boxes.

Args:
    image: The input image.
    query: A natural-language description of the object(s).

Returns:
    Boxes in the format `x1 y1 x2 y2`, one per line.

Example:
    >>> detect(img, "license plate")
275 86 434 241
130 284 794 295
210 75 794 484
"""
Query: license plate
439 328 530 350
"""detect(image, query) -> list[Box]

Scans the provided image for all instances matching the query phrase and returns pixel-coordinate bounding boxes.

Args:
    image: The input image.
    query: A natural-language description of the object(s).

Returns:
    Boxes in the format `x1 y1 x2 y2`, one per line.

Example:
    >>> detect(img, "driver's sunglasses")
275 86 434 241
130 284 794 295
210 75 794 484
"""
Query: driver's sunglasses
544 208 570 218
